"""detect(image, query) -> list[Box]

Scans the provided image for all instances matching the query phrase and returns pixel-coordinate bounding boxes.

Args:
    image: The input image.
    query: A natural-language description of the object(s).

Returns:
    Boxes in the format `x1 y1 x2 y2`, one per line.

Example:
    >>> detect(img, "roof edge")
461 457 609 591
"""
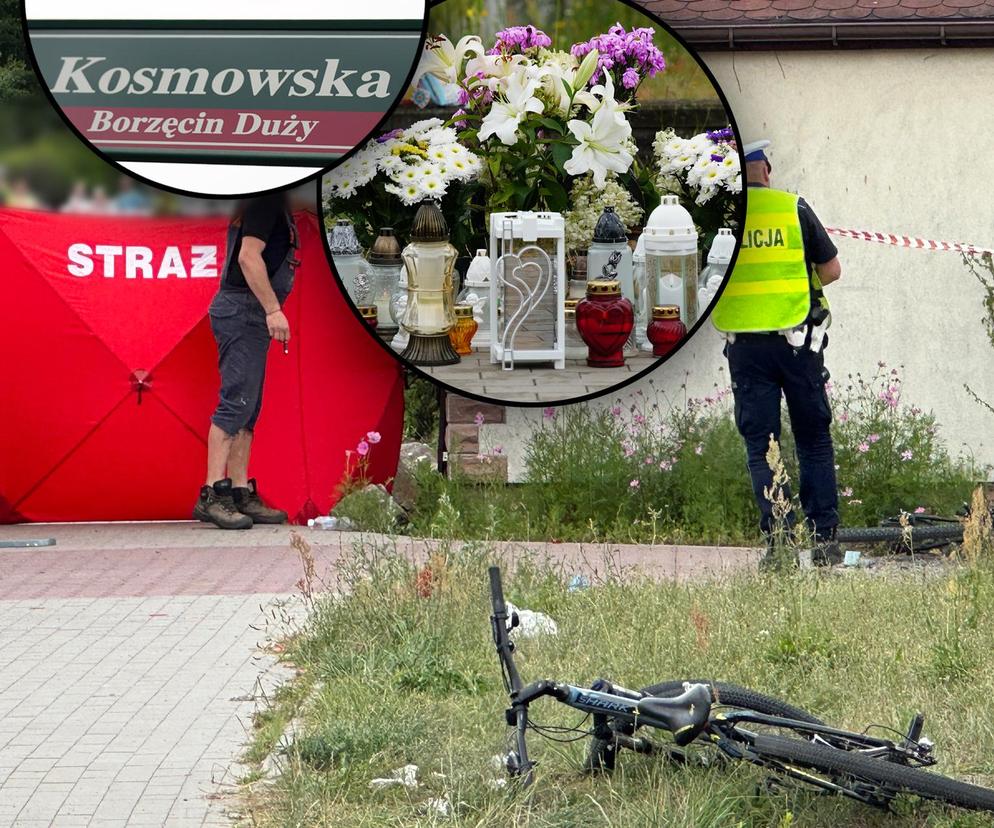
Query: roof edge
676 19 994 50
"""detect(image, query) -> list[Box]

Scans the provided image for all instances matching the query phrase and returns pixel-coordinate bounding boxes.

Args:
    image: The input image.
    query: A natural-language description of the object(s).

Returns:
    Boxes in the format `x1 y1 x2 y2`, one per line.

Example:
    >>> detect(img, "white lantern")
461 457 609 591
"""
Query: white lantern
489 211 566 371
698 227 736 312
456 248 492 349
642 196 699 327
328 219 371 306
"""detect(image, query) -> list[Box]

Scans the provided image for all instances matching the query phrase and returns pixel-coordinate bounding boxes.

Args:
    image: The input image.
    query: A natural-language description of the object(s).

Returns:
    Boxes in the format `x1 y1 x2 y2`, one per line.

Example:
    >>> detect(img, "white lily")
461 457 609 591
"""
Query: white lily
414 34 485 86
477 71 544 146
465 52 527 93
574 74 629 127
564 104 634 187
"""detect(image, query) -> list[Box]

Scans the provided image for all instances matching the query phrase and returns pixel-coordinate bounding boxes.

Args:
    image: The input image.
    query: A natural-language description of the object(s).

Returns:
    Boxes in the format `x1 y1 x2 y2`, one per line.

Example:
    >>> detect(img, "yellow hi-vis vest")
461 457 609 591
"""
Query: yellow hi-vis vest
712 187 822 334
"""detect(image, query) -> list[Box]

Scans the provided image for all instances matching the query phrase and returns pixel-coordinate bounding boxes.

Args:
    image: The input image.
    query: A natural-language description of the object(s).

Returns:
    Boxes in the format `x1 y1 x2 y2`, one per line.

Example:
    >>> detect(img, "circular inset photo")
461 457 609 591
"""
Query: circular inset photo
321 0 744 405
22 0 428 197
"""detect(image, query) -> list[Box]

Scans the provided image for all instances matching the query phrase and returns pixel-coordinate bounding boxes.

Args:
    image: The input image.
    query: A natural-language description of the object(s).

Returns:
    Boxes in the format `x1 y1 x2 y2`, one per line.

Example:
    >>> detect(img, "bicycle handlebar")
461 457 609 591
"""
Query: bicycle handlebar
488 566 535 783
489 566 524 694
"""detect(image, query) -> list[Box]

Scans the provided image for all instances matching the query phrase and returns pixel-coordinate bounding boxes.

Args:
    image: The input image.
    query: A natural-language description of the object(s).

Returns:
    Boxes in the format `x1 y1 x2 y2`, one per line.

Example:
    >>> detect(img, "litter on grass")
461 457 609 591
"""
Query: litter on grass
370 763 419 790
506 602 558 638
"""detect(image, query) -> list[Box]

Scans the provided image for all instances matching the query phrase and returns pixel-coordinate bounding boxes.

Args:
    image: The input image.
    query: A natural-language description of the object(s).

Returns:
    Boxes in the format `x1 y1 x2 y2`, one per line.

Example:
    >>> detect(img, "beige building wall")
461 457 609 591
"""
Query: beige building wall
481 47 994 481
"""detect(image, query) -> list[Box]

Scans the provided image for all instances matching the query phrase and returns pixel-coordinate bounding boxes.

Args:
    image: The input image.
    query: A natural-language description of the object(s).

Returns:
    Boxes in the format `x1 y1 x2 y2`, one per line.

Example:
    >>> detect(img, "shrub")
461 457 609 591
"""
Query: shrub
831 364 978 526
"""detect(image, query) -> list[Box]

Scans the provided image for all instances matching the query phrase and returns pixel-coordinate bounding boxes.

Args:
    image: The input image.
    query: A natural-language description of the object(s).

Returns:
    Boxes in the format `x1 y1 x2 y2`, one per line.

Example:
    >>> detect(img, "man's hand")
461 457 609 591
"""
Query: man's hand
266 309 290 343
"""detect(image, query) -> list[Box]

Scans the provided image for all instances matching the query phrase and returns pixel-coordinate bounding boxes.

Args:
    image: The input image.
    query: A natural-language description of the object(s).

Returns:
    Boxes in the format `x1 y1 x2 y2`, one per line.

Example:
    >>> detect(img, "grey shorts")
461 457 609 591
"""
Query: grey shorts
209 291 271 436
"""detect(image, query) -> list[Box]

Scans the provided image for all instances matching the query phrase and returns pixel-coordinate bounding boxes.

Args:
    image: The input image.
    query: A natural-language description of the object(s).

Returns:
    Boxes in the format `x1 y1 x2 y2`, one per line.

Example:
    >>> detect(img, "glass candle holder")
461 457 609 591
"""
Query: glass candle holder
448 304 478 356
564 298 588 360
368 227 403 339
329 219 371 305
646 305 686 358
457 248 491 349
575 279 634 368
400 202 460 366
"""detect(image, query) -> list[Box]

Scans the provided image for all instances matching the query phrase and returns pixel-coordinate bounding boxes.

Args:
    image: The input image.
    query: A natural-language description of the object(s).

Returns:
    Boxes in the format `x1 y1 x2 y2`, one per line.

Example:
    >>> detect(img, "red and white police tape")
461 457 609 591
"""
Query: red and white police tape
825 227 994 257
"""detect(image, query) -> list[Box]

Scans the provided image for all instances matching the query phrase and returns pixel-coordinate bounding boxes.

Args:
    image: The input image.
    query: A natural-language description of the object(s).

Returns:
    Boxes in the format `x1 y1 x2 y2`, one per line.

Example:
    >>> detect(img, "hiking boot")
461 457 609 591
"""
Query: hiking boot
233 478 288 525
810 538 844 568
193 478 253 530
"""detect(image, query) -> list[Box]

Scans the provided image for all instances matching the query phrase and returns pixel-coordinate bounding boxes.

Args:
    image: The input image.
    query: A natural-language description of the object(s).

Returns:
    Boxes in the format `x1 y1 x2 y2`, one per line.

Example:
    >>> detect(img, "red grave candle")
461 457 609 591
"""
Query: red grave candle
575 279 634 368
646 304 686 358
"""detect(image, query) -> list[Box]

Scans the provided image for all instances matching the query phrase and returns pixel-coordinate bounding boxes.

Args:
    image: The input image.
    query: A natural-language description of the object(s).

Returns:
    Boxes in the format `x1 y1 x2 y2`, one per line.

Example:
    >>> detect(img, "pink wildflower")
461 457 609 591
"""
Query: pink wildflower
694 444 704 455
543 406 556 421
914 506 926 514
629 479 640 489
901 450 913 462
474 412 485 426
868 434 881 444
366 431 381 444
841 487 853 497
857 442 869 453
356 440 370 457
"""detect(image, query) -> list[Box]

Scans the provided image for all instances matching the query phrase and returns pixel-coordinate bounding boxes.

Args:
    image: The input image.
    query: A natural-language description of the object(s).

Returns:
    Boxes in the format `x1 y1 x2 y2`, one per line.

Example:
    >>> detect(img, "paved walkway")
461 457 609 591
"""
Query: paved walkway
0 523 759 826
422 347 659 403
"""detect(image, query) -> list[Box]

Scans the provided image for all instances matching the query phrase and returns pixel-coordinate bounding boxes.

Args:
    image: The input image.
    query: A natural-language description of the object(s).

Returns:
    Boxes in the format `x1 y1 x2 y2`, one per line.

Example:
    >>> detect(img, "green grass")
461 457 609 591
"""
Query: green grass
243 542 994 827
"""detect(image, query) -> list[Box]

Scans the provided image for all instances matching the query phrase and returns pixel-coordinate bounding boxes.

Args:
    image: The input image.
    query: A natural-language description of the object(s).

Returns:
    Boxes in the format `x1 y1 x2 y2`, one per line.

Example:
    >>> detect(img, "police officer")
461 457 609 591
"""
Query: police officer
712 140 842 567
193 193 299 529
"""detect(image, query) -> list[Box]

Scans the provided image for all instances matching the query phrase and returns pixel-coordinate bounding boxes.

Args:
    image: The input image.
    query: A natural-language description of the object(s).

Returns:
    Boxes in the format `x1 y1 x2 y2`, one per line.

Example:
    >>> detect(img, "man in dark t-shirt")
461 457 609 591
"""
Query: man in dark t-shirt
724 140 843 569
193 193 298 530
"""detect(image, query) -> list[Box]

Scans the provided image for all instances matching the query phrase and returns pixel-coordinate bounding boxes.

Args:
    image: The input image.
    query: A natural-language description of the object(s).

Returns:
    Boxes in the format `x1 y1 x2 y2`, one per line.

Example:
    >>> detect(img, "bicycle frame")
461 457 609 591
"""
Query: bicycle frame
489 566 936 801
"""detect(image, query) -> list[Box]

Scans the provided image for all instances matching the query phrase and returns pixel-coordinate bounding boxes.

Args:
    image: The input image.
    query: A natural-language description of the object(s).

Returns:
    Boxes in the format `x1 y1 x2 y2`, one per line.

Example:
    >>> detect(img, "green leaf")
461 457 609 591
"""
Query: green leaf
537 117 565 135
551 141 573 174
540 179 569 212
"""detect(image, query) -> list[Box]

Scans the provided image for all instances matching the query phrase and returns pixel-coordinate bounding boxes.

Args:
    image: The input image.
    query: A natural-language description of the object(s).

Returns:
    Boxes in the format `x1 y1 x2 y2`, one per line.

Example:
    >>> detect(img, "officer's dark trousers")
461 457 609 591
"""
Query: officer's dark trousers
726 334 839 541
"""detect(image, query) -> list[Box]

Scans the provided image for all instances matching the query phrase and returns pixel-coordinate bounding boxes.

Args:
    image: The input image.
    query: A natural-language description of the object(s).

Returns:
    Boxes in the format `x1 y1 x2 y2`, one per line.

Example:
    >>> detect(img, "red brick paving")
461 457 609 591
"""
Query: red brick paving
0 524 760 600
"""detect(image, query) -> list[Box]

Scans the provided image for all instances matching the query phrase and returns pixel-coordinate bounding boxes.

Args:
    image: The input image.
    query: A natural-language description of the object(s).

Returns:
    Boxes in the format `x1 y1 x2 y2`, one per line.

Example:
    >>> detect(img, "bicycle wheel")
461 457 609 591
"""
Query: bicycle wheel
752 733 994 812
837 524 962 545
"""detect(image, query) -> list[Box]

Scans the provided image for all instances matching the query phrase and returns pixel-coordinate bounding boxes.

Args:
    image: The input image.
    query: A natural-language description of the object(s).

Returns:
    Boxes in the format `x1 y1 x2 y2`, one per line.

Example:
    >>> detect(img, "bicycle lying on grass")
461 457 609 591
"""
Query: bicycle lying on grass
837 511 966 553
488 566 994 813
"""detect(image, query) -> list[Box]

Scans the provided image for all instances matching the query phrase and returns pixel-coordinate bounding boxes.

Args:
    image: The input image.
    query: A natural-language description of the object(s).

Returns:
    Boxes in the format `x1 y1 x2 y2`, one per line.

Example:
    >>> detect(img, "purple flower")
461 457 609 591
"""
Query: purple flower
709 153 724 162
366 431 381 444
543 406 557 421
706 127 734 142
474 412 485 426
489 25 552 55
356 440 370 457
492 445 504 456
857 442 870 453
868 433 881 444
621 440 635 458
376 128 404 143
901 450 913 461
611 405 622 417
570 23 666 89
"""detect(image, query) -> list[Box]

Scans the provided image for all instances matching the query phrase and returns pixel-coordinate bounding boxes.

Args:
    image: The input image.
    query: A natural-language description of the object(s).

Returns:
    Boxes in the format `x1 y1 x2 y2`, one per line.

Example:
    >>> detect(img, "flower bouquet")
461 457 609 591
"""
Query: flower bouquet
322 118 483 252
653 126 742 250
419 23 666 214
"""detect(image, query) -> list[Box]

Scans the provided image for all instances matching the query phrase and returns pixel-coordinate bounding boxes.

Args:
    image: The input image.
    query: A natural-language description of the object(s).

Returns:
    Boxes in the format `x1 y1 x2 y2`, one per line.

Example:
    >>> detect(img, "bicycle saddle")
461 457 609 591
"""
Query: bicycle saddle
636 683 712 746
